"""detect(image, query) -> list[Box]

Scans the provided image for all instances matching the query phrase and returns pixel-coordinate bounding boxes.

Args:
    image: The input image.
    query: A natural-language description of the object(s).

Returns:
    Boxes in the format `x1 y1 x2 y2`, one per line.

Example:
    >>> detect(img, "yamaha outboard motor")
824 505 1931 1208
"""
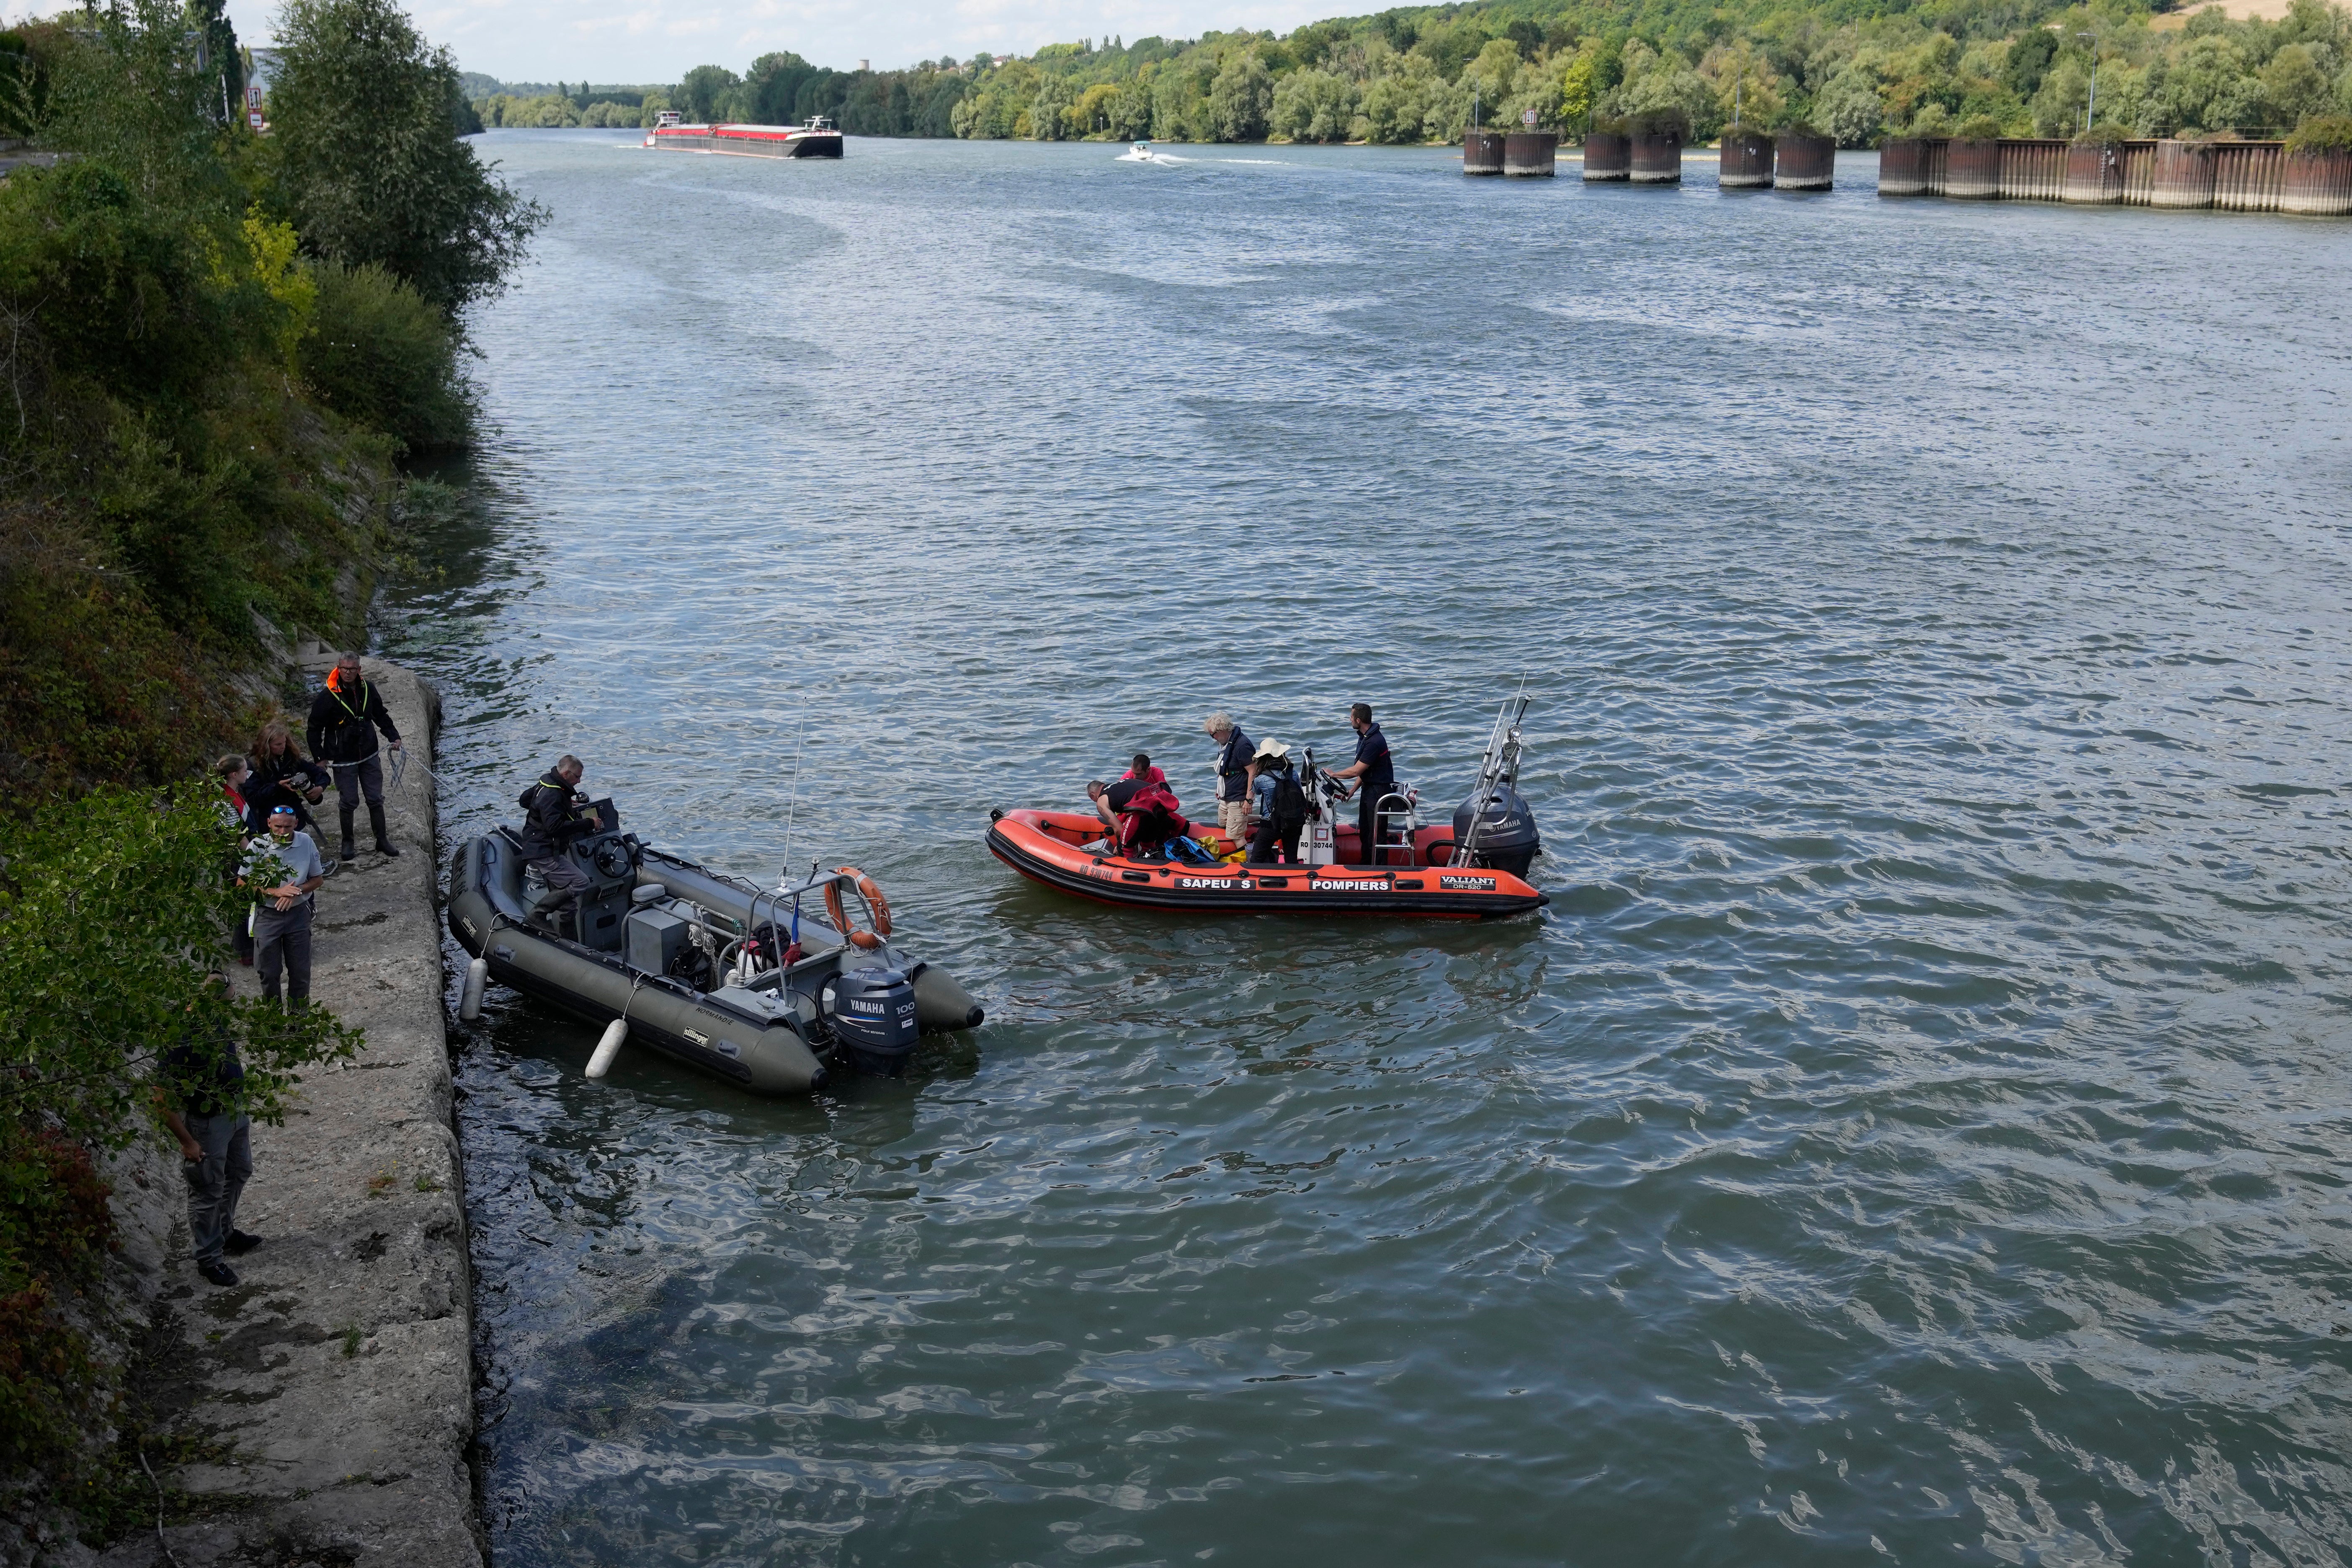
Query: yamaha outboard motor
823 965 921 1075
1452 785 1541 877
1450 689 1541 877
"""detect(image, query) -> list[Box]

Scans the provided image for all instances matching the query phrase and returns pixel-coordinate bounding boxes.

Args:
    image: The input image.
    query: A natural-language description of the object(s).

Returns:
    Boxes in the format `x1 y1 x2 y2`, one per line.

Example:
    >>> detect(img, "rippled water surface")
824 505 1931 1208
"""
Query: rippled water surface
382 132 2352 1567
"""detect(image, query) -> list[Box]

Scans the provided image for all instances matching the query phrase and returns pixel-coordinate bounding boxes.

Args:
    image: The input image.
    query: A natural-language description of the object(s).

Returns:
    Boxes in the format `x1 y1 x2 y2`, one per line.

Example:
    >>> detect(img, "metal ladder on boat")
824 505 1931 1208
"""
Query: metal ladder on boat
1372 787 1419 868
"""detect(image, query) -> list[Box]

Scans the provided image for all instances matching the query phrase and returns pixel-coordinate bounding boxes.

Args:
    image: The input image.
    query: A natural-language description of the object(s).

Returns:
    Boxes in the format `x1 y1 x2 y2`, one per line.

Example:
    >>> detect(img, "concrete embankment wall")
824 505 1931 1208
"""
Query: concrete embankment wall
93 657 479 1568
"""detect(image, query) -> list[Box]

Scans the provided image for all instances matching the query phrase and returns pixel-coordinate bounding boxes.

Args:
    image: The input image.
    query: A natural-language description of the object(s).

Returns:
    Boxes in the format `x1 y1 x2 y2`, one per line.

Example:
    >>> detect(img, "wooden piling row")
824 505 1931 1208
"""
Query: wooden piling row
1879 136 2351 215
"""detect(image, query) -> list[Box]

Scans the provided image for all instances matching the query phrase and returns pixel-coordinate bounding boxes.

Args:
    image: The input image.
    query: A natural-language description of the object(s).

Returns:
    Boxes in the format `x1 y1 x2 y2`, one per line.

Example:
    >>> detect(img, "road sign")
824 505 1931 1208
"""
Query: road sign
1522 108 1537 126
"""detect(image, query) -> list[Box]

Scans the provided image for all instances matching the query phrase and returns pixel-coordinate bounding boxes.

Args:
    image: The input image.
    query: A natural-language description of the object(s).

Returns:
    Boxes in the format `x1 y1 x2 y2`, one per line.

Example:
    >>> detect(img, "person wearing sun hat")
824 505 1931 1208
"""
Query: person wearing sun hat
1246 737 1308 865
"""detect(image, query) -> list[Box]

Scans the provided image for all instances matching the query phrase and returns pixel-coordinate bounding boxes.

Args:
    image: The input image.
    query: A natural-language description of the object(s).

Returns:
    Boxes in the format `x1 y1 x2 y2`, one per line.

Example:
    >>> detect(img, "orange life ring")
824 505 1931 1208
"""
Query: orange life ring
824 867 893 950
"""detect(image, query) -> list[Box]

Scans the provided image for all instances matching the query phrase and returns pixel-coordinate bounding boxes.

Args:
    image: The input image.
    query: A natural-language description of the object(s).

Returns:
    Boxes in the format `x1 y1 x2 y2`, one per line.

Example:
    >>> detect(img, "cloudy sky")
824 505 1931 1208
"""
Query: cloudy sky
5 0 1329 84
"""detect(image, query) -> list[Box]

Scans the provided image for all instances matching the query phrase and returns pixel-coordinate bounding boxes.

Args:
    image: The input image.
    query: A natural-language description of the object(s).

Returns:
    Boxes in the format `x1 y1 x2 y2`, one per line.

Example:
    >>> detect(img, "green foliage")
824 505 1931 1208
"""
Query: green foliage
0 784 361 1148
0 0 511 795
0 784 357 1502
1272 68 1359 140
702 0 2350 147
263 0 547 313
0 1124 108 1481
1210 50 1275 141
301 261 473 452
2285 108 2352 148
1955 112 2006 136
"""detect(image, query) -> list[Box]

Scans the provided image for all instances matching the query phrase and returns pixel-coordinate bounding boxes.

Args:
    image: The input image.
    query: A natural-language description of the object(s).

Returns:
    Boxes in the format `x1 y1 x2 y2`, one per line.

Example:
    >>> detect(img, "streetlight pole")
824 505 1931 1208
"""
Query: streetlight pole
2076 31 2098 132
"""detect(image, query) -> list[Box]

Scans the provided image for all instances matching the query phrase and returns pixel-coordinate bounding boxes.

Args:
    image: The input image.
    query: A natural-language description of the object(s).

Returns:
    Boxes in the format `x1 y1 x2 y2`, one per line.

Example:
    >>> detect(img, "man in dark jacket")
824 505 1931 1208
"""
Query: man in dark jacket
306 653 403 861
518 755 593 923
155 976 258 1288
1325 701 1397 866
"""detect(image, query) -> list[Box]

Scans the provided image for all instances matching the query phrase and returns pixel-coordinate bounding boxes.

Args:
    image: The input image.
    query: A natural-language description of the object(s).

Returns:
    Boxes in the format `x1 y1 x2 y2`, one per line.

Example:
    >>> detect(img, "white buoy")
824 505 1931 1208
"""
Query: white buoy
458 957 488 1021
585 1018 628 1079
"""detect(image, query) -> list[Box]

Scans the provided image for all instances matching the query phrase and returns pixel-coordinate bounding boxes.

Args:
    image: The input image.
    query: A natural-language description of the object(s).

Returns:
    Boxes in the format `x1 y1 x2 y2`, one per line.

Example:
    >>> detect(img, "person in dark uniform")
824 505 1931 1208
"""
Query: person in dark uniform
518 756 595 923
1324 702 1396 866
306 653 403 861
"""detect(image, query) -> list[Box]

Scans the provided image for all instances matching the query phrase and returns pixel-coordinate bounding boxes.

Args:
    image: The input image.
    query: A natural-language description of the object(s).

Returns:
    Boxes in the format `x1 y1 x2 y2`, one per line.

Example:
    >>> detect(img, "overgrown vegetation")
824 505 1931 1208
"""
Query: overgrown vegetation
0 0 539 803
554 0 2351 148
0 785 359 1522
0 0 536 1539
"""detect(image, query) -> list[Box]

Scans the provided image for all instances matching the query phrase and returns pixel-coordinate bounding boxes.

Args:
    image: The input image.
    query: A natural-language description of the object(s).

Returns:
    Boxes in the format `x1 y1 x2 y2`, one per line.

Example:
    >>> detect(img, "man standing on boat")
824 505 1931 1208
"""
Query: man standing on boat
307 652 403 862
1202 712 1257 851
1324 702 1396 866
518 756 594 924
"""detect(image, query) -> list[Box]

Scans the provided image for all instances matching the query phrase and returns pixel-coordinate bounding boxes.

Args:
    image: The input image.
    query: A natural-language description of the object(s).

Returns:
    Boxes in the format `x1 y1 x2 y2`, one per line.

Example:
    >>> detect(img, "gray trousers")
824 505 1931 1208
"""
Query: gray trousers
256 901 314 1004
183 1111 253 1266
331 753 385 807
527 854 589 910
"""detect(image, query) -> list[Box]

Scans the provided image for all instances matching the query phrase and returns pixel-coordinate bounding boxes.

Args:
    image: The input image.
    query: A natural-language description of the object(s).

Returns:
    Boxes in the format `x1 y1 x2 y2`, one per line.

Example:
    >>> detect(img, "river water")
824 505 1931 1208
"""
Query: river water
380 132 2352 1566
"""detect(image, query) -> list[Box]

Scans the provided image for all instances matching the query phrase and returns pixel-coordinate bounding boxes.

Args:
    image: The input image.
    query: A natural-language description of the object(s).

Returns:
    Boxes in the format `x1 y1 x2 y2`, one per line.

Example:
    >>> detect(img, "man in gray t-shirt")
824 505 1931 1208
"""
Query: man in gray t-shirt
243 804 327 1007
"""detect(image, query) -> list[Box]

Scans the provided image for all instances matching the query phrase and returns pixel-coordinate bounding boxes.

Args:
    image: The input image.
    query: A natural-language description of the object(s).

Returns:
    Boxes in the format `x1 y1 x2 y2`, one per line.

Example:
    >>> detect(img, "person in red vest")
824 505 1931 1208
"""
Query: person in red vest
1088 771 1188 855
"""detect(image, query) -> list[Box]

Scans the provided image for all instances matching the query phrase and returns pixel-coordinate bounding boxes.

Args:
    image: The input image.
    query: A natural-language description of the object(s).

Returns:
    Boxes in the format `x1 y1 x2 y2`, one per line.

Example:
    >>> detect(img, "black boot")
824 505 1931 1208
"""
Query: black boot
368 801 400 857
338 800 358 862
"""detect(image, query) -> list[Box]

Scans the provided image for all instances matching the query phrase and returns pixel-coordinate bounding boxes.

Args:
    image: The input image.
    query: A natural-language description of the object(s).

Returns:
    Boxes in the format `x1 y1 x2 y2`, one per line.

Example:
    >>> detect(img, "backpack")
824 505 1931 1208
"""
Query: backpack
1269 767 1308 835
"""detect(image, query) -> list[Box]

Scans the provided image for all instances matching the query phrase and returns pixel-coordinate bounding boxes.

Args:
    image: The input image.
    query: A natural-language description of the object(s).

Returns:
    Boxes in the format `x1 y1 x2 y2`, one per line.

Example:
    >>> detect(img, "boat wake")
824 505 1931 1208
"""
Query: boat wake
1117 146 1186 164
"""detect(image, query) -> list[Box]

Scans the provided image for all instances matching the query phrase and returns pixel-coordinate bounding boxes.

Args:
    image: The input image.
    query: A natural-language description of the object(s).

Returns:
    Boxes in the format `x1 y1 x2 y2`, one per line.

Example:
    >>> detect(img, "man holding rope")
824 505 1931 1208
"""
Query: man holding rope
306 652 403 862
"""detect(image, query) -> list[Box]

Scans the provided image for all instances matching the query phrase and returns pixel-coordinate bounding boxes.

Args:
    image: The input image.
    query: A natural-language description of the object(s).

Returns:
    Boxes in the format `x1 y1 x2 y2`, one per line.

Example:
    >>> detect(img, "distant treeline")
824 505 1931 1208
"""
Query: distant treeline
476 0 2352 147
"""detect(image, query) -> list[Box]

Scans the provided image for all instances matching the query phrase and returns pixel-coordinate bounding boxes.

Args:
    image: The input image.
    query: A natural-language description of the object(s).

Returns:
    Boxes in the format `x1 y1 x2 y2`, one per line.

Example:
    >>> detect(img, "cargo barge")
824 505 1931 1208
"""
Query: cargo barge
644 110 843 158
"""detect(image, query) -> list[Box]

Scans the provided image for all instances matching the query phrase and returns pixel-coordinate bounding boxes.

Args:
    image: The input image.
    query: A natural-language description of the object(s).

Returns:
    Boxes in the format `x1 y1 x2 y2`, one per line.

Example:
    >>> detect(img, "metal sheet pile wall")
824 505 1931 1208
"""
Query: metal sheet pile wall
1463 131 1505 175
1630 131 1682 184
1503 131 1558 177
1582 131 1630 181
1774 132 1835 190
1719 129 1773 188
1879 135 2342 216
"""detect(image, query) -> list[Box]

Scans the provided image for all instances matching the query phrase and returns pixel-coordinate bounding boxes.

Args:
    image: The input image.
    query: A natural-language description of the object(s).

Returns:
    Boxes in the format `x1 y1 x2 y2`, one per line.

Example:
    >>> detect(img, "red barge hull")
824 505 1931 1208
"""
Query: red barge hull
647 122 843 158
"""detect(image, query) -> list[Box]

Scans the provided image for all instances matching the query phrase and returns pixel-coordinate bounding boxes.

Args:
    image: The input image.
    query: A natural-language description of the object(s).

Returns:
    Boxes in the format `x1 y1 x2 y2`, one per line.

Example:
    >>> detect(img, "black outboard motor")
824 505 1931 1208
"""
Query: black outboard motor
1449 690 1541 877
823 966 921 1075
1452 785 1541 877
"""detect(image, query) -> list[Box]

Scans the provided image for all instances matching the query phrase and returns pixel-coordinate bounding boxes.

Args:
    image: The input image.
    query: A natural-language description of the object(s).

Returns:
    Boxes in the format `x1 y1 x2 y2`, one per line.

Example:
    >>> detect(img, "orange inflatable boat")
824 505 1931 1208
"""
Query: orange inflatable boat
986 808 1548 918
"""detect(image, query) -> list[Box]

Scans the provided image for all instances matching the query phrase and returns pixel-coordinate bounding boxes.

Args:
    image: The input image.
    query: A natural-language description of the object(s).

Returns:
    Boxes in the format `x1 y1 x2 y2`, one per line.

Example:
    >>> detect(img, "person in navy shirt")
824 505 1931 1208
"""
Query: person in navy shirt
1325 702 1396 865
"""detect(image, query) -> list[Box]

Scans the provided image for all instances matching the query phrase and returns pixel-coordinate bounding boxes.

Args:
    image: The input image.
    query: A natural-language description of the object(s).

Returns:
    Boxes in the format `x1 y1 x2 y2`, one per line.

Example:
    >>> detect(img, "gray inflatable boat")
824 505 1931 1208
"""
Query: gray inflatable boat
445 805 983 1095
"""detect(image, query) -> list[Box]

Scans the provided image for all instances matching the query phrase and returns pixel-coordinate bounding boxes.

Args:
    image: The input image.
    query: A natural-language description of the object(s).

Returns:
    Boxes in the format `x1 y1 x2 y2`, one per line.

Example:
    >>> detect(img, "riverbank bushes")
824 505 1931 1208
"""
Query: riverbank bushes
652 0 2352 148
3 1 533 1535
0 785 357 1533
0 0 537 803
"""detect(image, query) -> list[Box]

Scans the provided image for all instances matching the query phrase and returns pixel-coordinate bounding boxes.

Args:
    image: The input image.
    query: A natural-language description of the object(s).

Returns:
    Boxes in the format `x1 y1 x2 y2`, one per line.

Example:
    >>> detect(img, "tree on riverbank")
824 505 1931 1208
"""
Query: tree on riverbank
649 0 2352 147
263 0 546 314
1 0 541 802
0 0 528 1538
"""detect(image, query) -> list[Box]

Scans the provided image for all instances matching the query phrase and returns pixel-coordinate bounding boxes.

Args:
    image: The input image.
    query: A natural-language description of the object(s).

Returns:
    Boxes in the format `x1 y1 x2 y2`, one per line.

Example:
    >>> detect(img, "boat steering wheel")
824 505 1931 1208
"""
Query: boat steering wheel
589 836 633 879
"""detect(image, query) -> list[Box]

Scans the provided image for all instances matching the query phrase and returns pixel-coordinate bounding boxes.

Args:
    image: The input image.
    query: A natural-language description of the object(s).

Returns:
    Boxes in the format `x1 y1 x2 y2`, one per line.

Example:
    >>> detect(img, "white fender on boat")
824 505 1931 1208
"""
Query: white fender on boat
459 957 488 1021
586 1018 629 1079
